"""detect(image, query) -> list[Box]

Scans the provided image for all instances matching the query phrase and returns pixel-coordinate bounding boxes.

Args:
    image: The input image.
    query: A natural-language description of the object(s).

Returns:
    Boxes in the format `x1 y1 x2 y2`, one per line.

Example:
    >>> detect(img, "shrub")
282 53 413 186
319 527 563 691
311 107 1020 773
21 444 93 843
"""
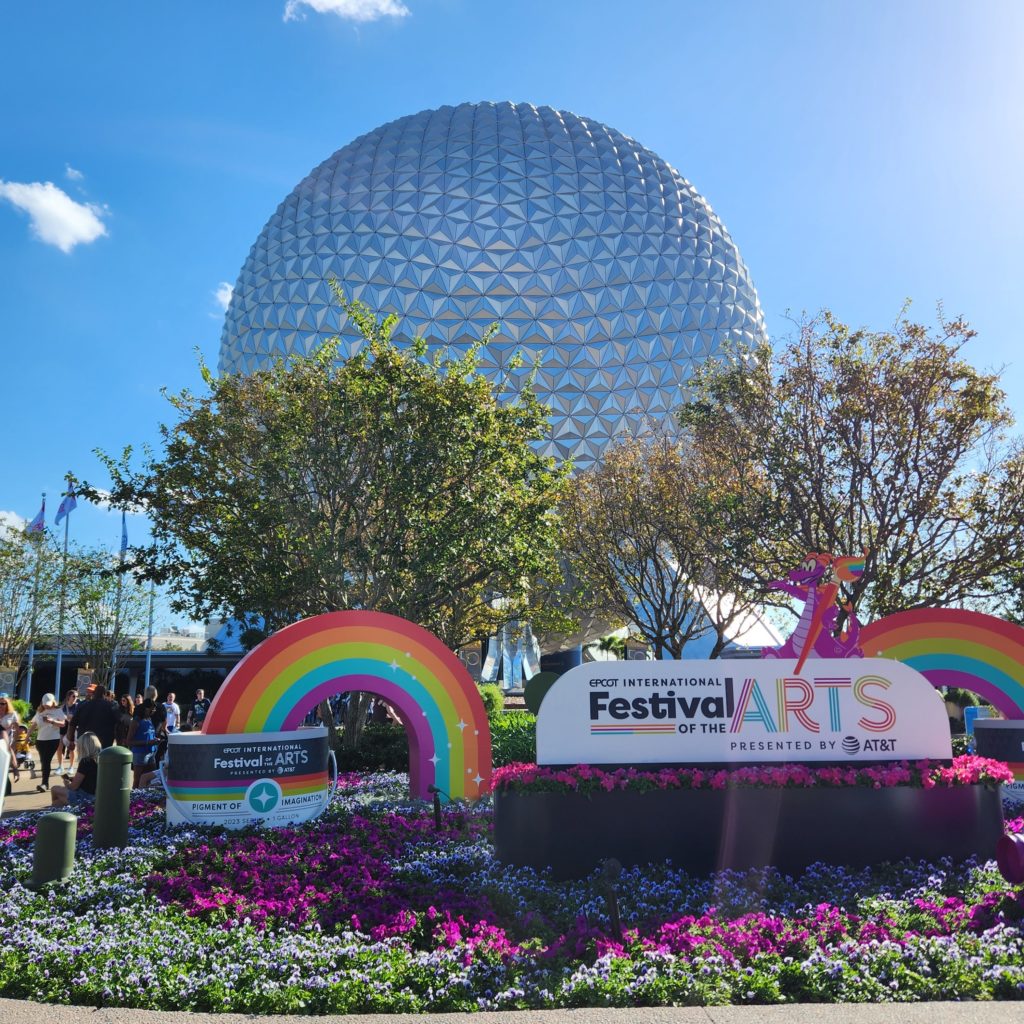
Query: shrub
490 711 536 766
333 722 408 773
11 699 32 724
330 711 537 774
477 684 504 723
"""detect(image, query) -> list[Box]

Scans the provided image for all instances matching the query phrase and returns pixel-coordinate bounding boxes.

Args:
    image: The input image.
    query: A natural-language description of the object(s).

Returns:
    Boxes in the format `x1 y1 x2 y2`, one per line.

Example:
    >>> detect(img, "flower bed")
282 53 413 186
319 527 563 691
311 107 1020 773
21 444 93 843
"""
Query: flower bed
492 756 1015 794
493 758 1011 878
1 770 1024 1011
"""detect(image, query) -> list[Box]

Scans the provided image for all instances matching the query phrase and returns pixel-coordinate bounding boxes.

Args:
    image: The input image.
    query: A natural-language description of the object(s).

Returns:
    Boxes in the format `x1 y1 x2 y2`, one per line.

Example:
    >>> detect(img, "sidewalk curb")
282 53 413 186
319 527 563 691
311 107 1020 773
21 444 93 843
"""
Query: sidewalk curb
3 998 1024 1024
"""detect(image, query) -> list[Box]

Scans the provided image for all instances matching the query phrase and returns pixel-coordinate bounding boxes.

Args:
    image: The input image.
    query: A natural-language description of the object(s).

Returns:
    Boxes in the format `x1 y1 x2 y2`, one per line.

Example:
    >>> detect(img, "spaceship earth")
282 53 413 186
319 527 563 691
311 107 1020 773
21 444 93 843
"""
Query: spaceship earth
220 101 767 466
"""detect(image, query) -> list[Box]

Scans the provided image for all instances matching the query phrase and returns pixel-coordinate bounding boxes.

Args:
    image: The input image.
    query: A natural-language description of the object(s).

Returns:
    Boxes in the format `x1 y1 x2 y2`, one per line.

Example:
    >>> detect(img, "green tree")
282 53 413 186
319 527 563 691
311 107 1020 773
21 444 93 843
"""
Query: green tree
593 634 627 660
61 545 151 688
559 434 784 658
680 309 1024 624
87 287 566 668
0 523 61 687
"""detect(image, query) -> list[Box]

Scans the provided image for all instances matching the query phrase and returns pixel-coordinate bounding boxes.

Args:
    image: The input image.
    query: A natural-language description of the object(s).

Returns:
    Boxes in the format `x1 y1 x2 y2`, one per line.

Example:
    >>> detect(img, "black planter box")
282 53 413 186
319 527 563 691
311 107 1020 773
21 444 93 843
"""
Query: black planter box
494 784 1005 879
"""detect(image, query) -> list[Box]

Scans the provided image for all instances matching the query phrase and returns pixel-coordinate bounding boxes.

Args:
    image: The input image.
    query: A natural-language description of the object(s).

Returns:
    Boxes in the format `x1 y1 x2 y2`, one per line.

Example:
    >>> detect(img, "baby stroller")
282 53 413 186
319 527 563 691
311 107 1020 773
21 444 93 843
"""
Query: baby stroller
13 729 36 780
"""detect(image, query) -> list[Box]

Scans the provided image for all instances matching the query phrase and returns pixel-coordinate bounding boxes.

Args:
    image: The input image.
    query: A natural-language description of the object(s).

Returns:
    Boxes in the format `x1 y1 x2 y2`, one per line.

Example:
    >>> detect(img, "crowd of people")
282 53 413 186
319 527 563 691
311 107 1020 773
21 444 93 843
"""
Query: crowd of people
0 685 212 808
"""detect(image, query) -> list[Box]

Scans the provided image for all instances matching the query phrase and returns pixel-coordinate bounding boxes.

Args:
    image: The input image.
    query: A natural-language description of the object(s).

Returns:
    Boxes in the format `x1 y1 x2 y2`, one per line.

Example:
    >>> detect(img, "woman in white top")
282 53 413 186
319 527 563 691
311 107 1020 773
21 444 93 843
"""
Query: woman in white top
0 695 19 733
54 690 78 775
0 718 10 809
30 693 65 793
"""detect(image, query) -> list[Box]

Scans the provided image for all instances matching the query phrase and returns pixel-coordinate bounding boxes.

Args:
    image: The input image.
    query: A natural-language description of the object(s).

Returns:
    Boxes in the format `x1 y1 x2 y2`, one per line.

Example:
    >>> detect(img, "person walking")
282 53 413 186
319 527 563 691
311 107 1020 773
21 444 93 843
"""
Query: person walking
163 692 181 734
29 693 65 793
67 685 120 749
126 700 159 788
115 694 135 746
187 689 211 731
54 689 78 775
0 717 12 807
0 696 20 733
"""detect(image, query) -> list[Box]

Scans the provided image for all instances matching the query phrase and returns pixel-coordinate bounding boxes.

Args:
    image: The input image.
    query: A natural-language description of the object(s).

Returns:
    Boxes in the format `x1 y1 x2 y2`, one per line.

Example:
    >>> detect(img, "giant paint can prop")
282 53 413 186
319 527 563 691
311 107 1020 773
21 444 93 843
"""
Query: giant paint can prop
974 720 1024 807
165 726 336 829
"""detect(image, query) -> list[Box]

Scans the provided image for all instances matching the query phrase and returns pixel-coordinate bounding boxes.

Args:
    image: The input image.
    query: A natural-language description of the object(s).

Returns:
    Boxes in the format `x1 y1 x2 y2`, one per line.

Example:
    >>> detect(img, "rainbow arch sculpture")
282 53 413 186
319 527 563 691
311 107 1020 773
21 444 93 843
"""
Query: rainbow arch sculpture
860 608 1024 719
202 611 492 800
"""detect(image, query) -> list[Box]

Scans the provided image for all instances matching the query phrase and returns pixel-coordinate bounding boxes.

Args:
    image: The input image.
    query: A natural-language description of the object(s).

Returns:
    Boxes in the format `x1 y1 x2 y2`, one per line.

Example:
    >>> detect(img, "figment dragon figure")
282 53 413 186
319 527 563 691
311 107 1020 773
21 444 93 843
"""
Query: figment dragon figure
763 552 865 668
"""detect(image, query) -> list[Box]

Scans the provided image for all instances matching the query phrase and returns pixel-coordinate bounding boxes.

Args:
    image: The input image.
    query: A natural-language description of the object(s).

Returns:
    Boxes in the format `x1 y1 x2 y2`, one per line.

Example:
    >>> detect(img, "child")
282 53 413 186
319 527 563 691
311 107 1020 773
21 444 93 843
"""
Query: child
126 700 159 789
13 725 33 778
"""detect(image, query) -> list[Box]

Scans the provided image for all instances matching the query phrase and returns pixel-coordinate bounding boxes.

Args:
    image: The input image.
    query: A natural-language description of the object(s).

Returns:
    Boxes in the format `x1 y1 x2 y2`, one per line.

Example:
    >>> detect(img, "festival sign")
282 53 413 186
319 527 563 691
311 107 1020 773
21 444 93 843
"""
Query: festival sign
165 726 334 828
536 658 952 765
537 550 1024 768
973 720 1024 807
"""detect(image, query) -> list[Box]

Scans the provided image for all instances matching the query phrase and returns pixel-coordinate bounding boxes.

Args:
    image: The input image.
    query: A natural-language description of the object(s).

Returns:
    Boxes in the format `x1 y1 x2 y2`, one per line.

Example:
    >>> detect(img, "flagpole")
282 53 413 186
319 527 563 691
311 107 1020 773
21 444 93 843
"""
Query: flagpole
108 512 127 691
53 477 73 698
143 579 156 693
23 492 45 704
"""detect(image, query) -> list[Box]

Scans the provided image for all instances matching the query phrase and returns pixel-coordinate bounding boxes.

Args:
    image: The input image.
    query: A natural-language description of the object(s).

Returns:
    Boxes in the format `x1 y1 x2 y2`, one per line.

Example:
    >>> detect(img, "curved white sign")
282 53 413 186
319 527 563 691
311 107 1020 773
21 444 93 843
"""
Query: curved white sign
536 659 952 765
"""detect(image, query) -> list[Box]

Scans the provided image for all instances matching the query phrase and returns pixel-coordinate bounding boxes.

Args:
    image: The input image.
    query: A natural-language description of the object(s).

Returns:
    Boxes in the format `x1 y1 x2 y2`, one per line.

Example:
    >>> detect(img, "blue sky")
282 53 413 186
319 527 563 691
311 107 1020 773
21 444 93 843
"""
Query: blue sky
2 0 1023 590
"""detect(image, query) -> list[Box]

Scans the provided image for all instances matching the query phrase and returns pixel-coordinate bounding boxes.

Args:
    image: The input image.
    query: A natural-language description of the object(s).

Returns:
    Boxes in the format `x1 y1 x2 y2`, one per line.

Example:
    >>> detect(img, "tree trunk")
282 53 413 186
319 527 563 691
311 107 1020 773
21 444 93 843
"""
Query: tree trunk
342 692 371 750
318 699 344 756
709 631 728 659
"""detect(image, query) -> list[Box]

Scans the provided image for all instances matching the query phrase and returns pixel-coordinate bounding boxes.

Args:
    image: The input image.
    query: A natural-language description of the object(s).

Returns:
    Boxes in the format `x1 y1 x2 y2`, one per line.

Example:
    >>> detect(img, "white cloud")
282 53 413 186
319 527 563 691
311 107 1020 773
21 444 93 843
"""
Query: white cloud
0 180 107 253
65 164 84 181
283 0 410 23
0 510 26 535
214 281 234 312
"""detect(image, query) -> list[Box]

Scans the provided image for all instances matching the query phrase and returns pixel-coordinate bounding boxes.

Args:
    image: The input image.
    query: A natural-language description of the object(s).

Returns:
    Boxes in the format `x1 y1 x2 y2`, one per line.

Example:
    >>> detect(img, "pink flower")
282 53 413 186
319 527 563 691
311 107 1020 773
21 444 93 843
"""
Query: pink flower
491 755 1015 796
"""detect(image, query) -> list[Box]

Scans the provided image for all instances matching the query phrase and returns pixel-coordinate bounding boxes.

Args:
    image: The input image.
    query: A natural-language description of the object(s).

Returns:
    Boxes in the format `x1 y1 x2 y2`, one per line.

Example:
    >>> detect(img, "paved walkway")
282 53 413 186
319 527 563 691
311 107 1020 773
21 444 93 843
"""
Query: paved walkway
3 998 1024 1023
2 765 62 818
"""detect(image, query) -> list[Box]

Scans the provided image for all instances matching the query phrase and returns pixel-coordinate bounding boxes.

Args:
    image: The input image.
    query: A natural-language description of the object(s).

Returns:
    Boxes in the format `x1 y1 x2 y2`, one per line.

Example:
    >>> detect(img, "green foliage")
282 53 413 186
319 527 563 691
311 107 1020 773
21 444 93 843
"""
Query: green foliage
680 309 1024 622
0 528 62 682
489 711 536 766
89 287 567 652
559 434 786 657
332 711 536 771
477 684 504 723
59 545 151 686
10 699 31 723
333 722 409 773
943 687 981 709
523 671 558 715
595 634 627 659
0 524 154 690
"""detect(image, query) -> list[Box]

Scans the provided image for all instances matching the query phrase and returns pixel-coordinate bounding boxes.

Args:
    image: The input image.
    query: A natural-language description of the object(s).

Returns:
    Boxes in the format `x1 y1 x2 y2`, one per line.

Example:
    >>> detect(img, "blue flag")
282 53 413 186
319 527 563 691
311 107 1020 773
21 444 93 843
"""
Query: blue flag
26 499 45 535
55 488 77 525
120 511 128 555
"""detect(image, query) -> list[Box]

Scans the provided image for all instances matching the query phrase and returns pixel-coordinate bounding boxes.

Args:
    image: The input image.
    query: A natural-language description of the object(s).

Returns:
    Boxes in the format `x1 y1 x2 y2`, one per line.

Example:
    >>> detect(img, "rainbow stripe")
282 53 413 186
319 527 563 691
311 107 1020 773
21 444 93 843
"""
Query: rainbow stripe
167 771 326 803
202 611 491 800
834 554 866 582
590 724 676 735
860 608 1024 720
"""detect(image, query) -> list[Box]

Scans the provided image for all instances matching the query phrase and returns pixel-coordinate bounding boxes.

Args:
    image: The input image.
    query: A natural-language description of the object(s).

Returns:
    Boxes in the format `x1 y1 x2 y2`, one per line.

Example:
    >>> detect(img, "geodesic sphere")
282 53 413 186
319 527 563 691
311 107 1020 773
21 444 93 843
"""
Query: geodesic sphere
219 101 766 466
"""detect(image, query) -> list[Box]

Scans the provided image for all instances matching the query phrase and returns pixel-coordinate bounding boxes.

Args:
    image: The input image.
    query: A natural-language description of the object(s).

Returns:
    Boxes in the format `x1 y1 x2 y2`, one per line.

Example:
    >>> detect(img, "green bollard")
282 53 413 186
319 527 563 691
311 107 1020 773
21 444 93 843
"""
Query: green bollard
93 745 132 849
30 812 77 888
